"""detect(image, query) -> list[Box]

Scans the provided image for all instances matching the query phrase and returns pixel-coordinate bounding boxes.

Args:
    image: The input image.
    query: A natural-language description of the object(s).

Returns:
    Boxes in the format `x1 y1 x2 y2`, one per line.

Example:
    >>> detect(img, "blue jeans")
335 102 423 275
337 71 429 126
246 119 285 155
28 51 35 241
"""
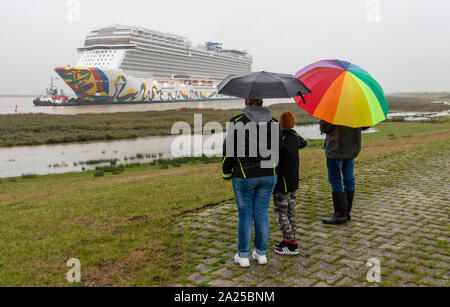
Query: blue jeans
326 159 355 192
232 175 277 258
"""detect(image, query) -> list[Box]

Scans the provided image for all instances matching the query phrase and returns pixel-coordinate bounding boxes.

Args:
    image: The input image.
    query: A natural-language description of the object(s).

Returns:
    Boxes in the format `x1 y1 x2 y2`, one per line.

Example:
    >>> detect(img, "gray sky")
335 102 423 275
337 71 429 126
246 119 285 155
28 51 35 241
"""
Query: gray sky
1 0 449 94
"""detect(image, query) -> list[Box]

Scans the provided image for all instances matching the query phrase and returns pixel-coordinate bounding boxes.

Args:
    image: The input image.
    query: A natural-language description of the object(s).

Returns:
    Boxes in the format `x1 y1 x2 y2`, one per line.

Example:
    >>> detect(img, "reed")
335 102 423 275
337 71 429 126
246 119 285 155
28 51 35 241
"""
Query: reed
22 174 37 179
0 103 318 147
93 170 105 177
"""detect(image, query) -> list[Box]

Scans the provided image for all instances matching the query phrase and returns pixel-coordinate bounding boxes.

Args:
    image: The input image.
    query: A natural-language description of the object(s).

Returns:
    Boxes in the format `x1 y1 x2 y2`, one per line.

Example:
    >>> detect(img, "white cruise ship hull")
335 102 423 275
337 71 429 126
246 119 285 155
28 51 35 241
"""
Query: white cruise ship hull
54 67 230 104
48 25 252 105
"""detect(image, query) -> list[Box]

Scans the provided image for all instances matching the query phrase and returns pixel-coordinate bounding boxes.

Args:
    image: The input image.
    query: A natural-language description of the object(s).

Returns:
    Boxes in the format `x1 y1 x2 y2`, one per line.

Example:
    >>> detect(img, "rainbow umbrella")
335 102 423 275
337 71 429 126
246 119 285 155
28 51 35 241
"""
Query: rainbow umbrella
294 59 389 127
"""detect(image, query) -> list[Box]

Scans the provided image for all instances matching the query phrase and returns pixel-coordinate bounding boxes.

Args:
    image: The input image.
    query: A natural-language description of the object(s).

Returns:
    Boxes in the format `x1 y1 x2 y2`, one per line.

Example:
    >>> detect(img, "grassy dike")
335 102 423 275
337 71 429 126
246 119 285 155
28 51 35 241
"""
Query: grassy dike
0 121 449 286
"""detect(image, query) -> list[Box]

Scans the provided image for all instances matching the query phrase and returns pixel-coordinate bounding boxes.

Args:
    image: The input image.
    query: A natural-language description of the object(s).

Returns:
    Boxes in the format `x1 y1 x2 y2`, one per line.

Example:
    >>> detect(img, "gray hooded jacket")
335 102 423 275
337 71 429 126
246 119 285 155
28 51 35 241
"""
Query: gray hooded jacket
243 106 272 123
222 106 282 179
320 120 363 160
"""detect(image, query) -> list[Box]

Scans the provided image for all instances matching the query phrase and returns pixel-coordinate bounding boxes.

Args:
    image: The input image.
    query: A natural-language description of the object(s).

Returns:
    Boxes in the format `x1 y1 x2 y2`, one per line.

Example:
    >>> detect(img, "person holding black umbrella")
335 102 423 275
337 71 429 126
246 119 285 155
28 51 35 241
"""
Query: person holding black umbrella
222 98 280 267
219 72 311 267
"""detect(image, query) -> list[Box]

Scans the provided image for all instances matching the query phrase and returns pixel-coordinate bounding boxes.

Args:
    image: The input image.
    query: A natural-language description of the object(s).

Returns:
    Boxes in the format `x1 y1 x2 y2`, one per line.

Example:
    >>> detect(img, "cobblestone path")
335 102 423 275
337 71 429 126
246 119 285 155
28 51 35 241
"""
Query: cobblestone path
177 143 449 287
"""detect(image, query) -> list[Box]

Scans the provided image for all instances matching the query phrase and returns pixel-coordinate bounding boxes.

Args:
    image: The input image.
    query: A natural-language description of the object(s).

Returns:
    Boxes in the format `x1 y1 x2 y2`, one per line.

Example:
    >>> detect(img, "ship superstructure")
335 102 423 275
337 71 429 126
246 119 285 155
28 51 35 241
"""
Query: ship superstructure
54 25 253 104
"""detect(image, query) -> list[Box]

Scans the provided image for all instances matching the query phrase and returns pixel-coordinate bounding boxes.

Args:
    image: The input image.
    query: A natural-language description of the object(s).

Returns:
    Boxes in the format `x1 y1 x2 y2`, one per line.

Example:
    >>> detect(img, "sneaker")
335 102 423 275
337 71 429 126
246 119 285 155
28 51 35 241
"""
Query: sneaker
252 250 268 265
273 239 284 249
234 254 250 268
274 239 300 256
274 238 299 251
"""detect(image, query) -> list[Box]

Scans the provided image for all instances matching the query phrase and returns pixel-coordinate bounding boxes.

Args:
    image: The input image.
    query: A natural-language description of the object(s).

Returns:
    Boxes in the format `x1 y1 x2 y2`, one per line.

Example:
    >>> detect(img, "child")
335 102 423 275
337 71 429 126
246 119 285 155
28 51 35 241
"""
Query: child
273 111 307 255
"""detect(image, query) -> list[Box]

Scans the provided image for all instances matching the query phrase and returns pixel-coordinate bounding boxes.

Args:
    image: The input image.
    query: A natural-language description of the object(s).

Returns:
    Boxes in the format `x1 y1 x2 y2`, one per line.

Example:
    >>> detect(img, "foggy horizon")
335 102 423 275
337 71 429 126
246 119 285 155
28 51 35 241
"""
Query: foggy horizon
1 0 449 95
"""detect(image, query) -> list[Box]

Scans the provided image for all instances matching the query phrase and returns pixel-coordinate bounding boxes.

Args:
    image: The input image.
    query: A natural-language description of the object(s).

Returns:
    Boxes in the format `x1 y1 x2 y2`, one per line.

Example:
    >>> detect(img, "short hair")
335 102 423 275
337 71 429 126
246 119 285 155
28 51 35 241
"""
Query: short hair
279 111 296 130
245 99 263 107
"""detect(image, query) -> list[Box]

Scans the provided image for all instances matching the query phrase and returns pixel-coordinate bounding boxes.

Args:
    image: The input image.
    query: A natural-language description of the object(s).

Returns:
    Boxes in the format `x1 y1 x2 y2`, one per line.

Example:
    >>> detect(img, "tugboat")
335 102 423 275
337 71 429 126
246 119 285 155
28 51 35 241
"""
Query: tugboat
33 77 79 106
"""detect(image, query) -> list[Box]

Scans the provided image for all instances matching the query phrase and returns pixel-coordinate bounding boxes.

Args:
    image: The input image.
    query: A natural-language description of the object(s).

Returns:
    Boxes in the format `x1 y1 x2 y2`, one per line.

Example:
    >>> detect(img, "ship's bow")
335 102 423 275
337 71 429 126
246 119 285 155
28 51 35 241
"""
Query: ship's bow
54 67 110 102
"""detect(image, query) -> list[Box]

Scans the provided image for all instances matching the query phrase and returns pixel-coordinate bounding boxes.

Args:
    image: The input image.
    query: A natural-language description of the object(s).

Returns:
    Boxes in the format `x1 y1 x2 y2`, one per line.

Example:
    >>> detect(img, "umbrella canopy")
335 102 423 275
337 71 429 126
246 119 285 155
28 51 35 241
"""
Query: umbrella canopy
294 60 389 128
218 71 311 99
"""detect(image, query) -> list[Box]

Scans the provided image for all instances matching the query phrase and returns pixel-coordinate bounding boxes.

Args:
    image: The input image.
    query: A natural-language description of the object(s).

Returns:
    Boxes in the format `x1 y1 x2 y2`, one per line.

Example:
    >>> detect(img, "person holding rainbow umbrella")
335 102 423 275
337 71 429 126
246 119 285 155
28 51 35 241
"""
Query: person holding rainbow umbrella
294 59 389 224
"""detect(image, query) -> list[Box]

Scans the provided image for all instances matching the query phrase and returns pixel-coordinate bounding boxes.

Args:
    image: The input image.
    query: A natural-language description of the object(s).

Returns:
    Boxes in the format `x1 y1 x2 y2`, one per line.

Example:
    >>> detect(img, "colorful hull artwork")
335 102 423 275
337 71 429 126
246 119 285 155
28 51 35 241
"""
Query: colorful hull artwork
54 67 226 104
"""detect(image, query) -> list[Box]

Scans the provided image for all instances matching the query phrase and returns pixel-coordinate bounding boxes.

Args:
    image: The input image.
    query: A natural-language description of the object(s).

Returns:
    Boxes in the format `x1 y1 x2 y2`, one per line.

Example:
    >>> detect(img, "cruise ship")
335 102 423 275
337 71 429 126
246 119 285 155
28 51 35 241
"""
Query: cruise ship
49 25 253 104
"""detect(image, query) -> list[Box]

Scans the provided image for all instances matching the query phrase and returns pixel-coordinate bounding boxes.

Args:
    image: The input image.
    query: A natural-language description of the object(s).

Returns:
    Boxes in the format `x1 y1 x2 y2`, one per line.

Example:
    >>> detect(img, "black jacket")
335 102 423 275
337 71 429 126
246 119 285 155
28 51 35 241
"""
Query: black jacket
222 107 282 179
274 130 307 193
320 120 368 160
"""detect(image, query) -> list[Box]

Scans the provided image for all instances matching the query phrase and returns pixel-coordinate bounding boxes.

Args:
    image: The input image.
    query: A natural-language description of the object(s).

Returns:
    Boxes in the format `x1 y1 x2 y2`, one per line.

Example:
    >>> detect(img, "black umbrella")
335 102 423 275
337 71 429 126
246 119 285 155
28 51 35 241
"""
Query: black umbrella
217 71 311 103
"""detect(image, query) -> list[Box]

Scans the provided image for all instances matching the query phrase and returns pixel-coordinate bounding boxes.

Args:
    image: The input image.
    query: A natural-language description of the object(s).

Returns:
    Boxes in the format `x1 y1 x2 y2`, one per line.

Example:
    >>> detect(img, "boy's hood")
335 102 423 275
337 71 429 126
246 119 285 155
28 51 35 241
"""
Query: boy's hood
243 106 272 123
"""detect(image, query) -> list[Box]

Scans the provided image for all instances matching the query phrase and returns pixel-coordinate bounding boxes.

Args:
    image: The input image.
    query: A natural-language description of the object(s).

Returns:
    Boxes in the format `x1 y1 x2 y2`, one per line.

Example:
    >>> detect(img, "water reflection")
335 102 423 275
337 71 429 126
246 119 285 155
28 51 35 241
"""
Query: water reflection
387 110 449 121
0 124 379 178
0 97 294 115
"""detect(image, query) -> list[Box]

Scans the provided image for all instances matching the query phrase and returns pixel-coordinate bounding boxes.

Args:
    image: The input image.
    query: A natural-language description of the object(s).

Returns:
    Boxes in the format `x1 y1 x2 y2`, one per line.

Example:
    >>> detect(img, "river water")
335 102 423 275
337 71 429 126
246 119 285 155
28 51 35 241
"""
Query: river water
2 96 445 179
0 96 299 178
0 96 294 114
387 110 449 121
0 124 380 178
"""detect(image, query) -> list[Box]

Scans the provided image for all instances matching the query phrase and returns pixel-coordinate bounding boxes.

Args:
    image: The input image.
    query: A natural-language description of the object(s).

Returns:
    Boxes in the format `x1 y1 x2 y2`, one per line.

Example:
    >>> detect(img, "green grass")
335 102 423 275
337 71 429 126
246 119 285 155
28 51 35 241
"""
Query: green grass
22 174 38 179
0 162 233 286
0 121 449 286
361 121 450 143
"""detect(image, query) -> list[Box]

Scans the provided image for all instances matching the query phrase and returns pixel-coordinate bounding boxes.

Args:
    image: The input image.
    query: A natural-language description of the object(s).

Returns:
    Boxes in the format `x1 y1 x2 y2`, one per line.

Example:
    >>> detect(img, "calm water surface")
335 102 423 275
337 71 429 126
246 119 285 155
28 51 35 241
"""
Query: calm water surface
0 96 294 115
0 124 380 178
8 96 445 178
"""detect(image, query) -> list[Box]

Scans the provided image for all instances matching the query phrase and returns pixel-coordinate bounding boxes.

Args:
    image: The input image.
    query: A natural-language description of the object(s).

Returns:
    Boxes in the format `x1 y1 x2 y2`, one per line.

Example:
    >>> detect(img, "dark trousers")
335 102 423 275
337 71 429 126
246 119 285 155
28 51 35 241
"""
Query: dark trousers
326 159 355 193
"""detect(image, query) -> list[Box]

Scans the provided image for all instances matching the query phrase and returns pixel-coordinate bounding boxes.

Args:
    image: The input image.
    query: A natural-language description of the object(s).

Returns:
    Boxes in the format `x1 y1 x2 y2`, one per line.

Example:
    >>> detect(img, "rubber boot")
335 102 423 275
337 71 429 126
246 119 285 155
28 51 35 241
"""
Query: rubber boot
322 192 347 225
346 190 355 221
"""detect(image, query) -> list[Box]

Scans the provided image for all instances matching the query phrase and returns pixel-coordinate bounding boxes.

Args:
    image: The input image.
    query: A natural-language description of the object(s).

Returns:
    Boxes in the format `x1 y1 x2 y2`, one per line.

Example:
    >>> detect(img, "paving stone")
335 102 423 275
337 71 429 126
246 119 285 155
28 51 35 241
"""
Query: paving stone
235 272 258 284
213 267 235 278
392 270 416 282
315 261 342 274
311 232 330 239
338 259 366 270
257 278 285 287
379 244 402 251
174 146 450 287
311 253 340 263
309 270 341 285
208 279 234 287
187 273 210 285
419 276 449 286
262 267 288 280
202 257 220 265
206 248 221 254
334 267 366 281
335 277 357 287
195 263 213 273
284 276 316 287
312 281 332 287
